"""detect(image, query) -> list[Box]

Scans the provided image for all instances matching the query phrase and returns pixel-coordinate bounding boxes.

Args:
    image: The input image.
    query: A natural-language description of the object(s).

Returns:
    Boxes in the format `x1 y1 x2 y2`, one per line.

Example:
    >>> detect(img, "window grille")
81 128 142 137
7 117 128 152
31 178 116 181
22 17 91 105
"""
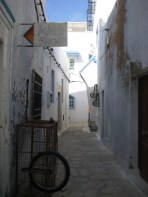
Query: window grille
32 71 42 119
51 70 55 103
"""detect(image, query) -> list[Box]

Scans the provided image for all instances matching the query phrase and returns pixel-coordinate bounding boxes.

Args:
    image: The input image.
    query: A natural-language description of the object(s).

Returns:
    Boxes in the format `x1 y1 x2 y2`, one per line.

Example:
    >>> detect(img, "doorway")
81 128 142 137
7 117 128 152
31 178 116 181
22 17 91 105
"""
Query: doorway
138 75 148 183
0 38 3 197
57 92 62 130
101 90 104 139
0 39 3 122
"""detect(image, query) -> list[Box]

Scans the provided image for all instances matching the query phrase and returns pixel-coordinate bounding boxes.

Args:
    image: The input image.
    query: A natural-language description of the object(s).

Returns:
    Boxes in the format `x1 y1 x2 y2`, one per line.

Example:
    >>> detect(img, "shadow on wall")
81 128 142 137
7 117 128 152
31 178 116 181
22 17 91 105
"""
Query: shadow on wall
87 85 99 132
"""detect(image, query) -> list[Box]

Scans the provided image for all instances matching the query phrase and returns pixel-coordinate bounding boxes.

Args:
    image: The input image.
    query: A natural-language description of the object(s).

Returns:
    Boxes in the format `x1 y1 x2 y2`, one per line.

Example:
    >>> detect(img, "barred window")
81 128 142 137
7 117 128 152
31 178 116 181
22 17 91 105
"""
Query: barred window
51 69 55 103
32 70 42 119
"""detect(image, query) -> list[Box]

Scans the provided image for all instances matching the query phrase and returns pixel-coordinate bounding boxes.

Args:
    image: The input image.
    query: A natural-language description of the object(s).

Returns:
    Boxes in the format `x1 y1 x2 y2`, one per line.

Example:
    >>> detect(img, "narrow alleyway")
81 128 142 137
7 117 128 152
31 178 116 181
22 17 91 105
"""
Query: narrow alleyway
53 127 146 197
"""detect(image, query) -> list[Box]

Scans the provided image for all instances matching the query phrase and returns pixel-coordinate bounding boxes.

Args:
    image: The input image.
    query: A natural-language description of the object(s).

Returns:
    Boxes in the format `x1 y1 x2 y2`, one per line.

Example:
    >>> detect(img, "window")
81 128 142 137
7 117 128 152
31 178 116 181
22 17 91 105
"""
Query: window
62 79 64 102
69 95 75 109
70 59 75 70
51 69 55 103
32 71 42 119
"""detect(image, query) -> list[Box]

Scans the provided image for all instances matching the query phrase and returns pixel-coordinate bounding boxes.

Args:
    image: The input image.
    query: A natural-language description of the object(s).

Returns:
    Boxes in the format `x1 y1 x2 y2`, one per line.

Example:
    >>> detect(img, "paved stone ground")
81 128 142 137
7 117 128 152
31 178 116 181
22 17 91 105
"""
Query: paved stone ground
52 127 146 197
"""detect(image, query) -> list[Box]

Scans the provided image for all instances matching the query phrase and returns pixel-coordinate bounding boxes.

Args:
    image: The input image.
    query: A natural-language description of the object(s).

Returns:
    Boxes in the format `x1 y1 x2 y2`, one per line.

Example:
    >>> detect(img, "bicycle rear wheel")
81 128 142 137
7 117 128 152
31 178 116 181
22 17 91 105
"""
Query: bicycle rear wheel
29 151 70 193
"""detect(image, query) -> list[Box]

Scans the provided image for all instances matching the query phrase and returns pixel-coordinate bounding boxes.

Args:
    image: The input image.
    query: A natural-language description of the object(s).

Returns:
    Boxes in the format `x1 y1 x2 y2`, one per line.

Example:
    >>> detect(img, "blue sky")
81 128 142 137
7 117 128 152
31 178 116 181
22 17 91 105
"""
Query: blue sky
45 0 88 22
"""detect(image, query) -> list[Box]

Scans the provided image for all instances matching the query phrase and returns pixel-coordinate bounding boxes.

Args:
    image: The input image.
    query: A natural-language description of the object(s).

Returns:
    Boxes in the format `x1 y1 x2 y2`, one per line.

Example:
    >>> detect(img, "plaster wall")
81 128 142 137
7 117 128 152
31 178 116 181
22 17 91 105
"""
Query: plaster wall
0 0 70 195
8 0 69 131
98 0 130 169
69 71 88 125
69 90 88 124
87 86 99 130
65 25 92 126
125 0 148 182
97 0 148 188
42 47 69 131
125 0 148 70
9 0 40 125
54 48 70 130
6 1 44 195
0 7 13 196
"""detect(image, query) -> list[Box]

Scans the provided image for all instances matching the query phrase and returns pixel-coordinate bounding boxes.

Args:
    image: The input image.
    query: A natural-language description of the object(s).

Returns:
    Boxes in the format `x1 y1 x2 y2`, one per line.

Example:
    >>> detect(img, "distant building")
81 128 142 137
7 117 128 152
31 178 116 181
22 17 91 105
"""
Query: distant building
64 22 93 127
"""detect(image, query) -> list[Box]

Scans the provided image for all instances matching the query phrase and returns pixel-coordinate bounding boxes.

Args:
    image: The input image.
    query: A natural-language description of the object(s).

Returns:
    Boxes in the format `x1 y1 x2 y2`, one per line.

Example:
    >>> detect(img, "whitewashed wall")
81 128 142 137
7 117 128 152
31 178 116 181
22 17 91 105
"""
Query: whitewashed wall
0 5 13 196
64 24 92 126
95 0 148 192
0 0 70 195
42 47 69 131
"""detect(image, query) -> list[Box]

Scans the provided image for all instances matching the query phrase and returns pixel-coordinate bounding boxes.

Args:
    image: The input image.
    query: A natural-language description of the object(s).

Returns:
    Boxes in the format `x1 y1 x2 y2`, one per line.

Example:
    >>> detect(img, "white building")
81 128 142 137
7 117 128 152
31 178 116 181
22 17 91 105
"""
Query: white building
42 47 70 131
0 0 70 196
64 22 93 127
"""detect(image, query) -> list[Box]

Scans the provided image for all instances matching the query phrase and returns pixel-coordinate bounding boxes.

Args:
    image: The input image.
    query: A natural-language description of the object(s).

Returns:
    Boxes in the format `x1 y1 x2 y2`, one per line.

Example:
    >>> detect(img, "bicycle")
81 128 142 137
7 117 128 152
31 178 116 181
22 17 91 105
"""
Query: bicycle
22 150 70 193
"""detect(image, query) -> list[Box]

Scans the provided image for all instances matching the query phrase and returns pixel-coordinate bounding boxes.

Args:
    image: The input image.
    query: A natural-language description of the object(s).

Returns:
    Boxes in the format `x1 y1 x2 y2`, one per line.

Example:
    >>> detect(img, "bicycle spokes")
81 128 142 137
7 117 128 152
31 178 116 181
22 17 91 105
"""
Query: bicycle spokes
28 151 70 193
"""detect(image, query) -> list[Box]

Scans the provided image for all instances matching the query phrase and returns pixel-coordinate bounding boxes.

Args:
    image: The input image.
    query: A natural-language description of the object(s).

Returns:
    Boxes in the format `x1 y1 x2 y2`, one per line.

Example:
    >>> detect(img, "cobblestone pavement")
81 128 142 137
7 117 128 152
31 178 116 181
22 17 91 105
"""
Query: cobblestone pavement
52 127 146 197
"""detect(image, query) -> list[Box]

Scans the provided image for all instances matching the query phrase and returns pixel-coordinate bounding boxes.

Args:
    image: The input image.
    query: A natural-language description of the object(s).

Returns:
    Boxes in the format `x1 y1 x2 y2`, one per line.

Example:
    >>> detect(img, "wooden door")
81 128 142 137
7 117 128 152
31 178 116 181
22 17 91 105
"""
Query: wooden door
139 75 148 183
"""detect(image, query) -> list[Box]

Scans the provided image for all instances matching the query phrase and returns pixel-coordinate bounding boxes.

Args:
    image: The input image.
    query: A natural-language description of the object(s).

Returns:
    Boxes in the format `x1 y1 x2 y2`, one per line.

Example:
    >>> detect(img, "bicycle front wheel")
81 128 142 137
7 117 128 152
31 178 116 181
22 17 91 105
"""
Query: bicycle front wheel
29 151 70 193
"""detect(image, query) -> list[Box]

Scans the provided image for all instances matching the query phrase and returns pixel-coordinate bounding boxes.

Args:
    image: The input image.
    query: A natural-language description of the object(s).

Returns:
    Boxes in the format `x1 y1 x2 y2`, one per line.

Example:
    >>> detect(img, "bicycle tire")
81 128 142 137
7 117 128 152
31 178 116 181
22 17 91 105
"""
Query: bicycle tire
29 151 70 193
